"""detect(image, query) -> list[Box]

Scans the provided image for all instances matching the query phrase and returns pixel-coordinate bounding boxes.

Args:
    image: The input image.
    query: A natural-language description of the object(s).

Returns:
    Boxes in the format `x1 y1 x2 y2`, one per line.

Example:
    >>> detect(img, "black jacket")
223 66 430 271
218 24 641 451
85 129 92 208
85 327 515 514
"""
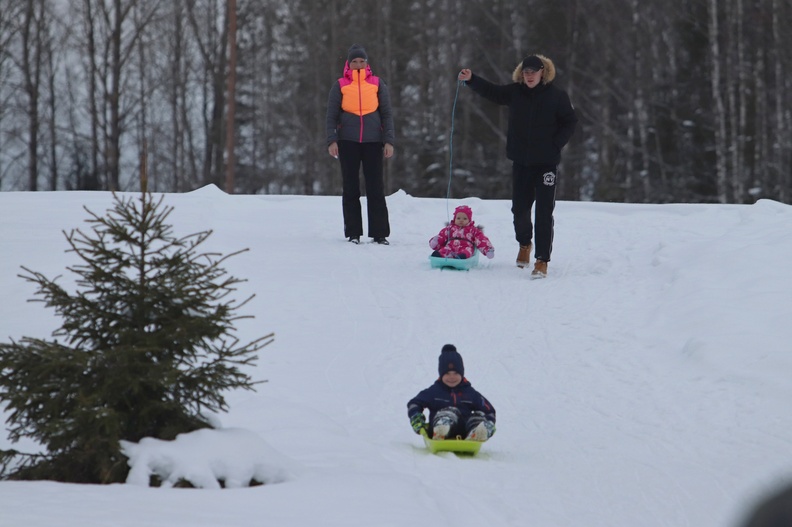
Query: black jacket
467 74 577 166
407 378 496 424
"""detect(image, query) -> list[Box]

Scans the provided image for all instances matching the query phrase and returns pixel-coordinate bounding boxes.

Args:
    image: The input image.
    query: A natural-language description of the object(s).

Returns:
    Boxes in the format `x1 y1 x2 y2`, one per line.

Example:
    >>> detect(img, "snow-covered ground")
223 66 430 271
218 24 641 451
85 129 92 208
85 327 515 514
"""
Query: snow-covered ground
1 185 791 527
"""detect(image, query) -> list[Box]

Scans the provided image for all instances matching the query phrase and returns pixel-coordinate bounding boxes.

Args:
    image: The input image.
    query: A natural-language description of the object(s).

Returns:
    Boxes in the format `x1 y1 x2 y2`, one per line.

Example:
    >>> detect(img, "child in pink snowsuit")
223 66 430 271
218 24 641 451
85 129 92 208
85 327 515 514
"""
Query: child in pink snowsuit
430 205 494 259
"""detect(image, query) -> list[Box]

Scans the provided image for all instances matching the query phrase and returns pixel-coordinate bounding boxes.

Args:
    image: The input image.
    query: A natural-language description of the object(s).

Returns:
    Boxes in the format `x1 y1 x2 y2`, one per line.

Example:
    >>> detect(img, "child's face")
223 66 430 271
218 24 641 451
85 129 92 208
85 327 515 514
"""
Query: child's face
454 212 470 227
442 371 462 388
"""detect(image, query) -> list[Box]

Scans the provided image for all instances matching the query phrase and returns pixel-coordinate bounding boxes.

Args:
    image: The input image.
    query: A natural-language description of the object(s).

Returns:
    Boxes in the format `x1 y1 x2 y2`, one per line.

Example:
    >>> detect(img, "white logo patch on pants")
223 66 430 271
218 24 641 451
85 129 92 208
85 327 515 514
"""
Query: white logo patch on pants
542 171 556 186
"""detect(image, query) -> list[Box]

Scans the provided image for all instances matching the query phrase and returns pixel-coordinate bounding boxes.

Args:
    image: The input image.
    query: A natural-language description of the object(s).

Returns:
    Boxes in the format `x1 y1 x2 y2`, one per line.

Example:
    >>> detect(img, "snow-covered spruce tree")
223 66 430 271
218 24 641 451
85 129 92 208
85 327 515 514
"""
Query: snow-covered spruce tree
0 191 273 483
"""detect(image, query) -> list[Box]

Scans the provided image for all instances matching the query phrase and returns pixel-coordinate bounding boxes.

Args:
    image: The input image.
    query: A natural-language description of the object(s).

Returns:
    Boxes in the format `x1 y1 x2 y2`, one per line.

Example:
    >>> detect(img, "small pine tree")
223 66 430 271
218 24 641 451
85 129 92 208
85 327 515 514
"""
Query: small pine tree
0 191 273 483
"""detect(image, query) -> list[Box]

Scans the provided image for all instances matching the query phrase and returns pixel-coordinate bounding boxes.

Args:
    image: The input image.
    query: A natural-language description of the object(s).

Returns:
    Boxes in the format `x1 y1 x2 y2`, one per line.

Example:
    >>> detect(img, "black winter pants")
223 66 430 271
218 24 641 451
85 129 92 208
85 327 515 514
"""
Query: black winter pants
338 140 390 239
511 163 557 262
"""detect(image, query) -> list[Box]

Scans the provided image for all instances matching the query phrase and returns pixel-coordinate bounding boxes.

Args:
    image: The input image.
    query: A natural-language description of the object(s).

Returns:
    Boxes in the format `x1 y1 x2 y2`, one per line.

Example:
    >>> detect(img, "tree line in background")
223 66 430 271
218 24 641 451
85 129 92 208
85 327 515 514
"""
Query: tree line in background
0 0 789 204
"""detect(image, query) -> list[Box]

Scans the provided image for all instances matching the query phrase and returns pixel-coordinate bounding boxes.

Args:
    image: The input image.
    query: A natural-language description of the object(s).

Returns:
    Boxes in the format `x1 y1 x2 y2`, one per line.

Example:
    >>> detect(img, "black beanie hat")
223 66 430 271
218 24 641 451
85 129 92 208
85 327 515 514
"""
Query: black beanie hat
522 55 544 71
347 44 368 63
438 344 464 377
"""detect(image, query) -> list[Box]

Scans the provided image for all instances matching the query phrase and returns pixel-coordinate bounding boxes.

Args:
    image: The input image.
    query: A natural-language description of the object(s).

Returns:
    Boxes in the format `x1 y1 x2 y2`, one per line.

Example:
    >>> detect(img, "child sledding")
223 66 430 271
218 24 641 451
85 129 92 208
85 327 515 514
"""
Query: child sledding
407 344 496 454
428 205 494 270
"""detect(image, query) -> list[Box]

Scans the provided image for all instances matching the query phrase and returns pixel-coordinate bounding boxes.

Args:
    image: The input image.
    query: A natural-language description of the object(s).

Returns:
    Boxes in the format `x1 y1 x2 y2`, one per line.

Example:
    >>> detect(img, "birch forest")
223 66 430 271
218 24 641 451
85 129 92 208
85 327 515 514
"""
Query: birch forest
0 0 790 203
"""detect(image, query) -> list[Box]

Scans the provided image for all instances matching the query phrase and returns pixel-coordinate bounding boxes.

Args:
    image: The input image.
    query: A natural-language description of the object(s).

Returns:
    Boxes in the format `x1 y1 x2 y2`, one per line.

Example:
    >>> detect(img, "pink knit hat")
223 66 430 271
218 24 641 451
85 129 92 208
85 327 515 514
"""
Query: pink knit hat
453 205 473 222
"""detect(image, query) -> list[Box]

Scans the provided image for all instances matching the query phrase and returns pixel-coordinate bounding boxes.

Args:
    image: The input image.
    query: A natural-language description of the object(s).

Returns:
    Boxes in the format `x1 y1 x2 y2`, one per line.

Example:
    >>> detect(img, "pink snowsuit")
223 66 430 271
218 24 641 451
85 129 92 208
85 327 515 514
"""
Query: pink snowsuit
430 222 494 259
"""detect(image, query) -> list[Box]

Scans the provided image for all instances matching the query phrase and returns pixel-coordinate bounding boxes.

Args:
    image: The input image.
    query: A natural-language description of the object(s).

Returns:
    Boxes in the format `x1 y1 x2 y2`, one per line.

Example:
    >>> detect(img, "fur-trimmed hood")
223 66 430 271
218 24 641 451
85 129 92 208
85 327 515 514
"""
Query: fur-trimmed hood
512 54 556 85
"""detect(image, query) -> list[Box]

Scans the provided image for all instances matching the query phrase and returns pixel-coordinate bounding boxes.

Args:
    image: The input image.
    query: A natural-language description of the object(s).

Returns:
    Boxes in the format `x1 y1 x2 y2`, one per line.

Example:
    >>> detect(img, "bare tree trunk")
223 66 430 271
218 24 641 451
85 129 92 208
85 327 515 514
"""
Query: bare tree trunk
560 0 581 200
654 27 673 195
625 109 634 202
734 0 747 202
211 15 227 188
771 0 788 202
379 0 393 195
624 4 636 204
186 0 227 188
224 0 236 194
134 1 149 190
162 0 198 192
106 0 125 191
631 0 651 202
82 0 101 189
708 0 728 203
168 0 183 192
724 0 747 202
21 0 44 191
246 2 276 194
753 45 767 199
45 13 58 191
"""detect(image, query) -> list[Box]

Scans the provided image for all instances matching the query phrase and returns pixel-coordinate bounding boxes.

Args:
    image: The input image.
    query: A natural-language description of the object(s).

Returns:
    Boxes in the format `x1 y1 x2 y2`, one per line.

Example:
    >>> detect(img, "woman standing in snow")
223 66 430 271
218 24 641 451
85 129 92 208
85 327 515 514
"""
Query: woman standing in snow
326 44 395 246
458 55 577 278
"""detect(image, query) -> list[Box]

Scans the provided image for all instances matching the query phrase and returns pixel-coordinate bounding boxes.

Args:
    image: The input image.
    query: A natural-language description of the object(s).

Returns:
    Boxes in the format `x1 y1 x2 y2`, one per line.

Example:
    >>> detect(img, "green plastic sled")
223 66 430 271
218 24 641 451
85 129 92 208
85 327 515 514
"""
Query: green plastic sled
420 428 483 455
428 250 479 271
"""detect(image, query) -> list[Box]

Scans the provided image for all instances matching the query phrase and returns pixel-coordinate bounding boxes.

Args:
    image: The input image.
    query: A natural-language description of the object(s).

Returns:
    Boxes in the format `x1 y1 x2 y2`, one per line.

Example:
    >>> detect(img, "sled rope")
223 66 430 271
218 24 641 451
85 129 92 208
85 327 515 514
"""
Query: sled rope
440 78 464 245
445 79 463 219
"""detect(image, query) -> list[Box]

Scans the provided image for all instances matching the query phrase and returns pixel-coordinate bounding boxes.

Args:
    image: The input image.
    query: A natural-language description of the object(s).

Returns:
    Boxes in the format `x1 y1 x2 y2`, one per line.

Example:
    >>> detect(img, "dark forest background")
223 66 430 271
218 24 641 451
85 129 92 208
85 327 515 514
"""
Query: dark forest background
1 0 790 204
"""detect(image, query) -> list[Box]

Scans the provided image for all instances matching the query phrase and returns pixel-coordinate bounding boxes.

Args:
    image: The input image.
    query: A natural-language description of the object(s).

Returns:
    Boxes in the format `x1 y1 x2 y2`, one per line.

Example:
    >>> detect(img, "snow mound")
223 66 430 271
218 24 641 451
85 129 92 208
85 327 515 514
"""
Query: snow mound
120 428 296 489
186 183 226 197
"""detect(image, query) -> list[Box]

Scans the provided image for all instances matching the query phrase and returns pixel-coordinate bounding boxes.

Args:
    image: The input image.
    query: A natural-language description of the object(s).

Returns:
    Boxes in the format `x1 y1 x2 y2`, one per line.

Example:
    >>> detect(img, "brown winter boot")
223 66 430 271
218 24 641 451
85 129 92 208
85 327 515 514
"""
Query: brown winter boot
516 244 532 268
531 259 548 279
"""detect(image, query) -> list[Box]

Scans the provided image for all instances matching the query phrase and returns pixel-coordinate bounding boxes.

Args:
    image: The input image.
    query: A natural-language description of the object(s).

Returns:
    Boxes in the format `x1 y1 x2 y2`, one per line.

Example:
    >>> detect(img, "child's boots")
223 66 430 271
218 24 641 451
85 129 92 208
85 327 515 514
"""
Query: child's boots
465 410 491 441
466 422 489 441
432 407 461 440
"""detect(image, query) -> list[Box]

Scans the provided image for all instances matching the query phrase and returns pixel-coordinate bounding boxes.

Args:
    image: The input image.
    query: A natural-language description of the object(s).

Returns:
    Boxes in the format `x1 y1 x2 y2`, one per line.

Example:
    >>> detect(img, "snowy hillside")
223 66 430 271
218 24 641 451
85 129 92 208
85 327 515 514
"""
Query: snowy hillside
1 186 791 527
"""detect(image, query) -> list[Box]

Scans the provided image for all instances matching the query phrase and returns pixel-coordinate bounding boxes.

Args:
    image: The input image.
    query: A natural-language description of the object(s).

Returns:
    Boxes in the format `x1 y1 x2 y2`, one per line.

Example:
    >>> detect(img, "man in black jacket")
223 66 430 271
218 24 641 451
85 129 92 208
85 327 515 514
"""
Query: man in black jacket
459 55 577 278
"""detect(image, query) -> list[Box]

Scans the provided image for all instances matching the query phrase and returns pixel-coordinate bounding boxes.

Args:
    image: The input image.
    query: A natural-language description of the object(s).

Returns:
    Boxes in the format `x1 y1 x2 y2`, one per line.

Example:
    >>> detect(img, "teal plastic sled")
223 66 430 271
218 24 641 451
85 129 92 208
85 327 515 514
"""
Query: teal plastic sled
420 428 483 455
429 250 479 271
